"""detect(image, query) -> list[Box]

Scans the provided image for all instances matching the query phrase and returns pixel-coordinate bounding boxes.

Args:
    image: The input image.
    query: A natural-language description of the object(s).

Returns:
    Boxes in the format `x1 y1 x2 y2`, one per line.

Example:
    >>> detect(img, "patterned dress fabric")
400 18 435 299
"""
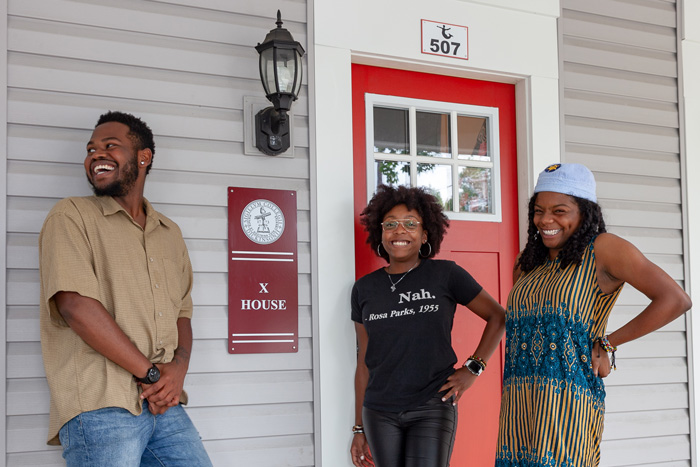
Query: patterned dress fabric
496 241 622 467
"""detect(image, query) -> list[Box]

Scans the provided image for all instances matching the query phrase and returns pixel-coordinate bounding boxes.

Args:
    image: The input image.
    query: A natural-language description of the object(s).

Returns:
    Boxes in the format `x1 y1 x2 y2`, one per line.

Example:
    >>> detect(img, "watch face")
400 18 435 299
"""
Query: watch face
147 366 160 383
466 360 483 375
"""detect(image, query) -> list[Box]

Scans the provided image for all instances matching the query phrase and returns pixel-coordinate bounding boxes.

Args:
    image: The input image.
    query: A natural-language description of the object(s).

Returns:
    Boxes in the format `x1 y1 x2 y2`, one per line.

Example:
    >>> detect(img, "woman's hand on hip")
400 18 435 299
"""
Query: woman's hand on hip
591 341 612 378
439 367 477 405
350 434 374 467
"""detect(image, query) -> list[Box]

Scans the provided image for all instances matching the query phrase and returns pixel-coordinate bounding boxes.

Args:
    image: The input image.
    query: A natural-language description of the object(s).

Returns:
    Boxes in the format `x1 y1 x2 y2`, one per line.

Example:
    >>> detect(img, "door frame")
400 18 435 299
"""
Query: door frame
311 49 561 467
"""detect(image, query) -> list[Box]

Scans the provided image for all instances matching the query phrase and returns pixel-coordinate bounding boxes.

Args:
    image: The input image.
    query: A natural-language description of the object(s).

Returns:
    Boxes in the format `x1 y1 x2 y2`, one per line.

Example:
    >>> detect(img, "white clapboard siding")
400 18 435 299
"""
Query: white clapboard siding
6 433 316 467
3 0 313 465
600 435 690 467
560 1 690 465
601 199 682 230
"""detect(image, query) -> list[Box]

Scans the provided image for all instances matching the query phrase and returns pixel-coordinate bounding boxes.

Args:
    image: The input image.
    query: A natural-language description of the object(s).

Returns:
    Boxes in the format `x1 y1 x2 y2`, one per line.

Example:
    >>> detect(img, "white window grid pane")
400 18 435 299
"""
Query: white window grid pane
366 93 502 222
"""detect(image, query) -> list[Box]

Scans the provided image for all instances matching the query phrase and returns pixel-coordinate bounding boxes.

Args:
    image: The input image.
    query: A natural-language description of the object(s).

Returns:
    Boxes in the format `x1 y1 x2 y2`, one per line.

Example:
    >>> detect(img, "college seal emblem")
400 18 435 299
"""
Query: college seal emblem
240 199 285 245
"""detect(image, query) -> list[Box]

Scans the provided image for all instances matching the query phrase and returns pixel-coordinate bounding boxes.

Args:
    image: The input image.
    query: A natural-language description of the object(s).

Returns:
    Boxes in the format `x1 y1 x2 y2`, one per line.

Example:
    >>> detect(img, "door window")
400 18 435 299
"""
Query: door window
367 94 501 222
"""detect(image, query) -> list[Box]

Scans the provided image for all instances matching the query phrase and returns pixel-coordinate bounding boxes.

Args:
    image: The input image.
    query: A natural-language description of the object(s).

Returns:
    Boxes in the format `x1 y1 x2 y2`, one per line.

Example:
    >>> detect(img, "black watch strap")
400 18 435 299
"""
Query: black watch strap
134 363 160 384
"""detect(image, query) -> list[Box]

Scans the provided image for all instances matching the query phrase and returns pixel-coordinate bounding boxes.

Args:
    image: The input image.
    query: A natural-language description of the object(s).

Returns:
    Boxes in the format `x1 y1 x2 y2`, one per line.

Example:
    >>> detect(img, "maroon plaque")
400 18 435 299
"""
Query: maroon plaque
228 187 298 353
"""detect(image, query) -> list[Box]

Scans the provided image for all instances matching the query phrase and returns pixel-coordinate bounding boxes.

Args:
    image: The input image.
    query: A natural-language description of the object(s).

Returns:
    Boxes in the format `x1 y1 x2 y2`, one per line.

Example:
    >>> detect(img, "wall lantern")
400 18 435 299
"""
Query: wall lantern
255 10 305 156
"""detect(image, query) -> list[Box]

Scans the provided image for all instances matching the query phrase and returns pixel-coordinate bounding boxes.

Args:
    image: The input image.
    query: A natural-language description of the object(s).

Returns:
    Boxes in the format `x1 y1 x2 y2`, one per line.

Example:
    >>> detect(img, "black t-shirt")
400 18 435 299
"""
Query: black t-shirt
351 259 482 412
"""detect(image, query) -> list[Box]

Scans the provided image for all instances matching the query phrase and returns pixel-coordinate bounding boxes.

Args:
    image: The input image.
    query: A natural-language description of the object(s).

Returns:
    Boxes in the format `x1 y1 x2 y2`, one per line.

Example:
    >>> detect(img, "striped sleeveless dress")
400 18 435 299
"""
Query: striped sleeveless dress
496 241 622 467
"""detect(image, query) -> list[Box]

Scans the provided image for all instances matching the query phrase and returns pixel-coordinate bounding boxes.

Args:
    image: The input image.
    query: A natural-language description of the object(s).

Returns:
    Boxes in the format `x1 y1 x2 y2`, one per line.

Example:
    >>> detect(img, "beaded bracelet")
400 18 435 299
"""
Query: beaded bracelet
352 424 364 435
594 335 617 370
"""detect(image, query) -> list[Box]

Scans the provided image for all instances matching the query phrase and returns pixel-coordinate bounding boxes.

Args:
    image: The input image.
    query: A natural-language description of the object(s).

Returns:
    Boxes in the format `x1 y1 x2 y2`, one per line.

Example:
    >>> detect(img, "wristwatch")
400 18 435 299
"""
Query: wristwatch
134 363 160 384
464 358 484 376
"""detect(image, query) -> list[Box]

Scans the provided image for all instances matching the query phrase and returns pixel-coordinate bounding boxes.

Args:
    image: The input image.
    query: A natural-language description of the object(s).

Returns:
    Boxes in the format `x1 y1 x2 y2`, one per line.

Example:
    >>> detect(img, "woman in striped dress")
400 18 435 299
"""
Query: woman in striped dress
496 163 691 467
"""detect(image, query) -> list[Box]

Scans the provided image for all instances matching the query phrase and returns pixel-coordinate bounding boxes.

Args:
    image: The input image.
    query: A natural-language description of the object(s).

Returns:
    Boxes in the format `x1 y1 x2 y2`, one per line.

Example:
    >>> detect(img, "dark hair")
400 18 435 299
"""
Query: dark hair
360 185 449 263
517 193 606 272
96 111 156 175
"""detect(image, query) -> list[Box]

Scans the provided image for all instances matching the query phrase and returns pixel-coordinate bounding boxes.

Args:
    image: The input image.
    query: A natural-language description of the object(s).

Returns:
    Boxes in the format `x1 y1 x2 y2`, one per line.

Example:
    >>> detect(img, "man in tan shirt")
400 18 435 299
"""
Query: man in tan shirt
39 111 212 466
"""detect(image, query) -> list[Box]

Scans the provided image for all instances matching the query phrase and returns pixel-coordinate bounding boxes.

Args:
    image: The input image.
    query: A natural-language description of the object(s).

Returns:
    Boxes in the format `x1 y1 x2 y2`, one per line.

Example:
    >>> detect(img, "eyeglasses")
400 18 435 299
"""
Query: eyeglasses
381 219 422 231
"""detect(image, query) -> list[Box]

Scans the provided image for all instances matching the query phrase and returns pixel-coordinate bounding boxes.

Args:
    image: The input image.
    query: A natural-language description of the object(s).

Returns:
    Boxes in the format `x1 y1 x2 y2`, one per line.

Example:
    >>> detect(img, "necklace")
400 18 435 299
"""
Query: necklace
386 260 419 292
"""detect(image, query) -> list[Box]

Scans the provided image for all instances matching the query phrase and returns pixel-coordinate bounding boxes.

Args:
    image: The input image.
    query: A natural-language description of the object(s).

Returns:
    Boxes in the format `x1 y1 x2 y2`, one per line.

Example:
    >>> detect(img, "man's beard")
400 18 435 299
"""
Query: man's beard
88 155 139 197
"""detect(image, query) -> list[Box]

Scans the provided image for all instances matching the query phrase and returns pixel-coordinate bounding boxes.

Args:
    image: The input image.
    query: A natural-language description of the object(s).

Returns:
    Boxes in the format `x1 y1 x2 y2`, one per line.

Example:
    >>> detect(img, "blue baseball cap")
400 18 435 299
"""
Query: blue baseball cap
534 163 597 203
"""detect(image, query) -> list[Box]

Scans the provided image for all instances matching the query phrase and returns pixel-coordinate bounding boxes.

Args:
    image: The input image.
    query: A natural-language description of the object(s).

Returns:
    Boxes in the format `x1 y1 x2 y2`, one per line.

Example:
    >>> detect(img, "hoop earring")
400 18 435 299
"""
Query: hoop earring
419 242 432 258
534 230 540 241
376 243 384 257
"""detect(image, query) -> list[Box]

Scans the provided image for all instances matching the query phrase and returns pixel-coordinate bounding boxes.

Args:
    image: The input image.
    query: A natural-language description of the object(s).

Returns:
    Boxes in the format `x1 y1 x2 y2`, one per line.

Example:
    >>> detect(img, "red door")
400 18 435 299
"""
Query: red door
352 64 518 466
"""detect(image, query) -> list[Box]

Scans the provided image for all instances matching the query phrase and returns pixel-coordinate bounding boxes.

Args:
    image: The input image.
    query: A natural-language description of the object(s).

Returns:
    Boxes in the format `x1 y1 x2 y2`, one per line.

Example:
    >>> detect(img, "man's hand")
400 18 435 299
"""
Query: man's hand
139 358 188 415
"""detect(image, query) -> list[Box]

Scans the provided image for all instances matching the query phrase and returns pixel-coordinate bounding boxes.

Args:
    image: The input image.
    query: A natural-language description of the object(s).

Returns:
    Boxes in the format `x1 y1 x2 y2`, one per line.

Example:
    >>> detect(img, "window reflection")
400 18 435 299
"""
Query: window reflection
417 163 452 210
459 167 492 213
375 160 411 187
374 107 409 155
457 116 489 161
416 111 450 158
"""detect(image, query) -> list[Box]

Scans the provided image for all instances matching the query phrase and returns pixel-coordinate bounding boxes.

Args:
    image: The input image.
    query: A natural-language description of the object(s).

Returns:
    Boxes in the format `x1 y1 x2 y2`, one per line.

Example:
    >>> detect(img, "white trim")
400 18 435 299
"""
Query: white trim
313 3 561 465
682 0 700 462
313 44 357 467
364 93 503 223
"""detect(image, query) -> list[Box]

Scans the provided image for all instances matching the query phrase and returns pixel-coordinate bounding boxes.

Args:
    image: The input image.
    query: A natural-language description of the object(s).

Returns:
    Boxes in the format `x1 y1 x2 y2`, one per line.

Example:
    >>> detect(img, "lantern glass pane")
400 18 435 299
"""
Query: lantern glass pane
293 51 303 96
275 48 297 93
260 48 275 95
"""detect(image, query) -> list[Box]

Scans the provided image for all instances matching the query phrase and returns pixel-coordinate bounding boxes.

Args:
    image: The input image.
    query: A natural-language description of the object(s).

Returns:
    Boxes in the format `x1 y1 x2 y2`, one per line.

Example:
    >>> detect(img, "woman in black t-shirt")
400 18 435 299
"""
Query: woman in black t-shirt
350 185 506 467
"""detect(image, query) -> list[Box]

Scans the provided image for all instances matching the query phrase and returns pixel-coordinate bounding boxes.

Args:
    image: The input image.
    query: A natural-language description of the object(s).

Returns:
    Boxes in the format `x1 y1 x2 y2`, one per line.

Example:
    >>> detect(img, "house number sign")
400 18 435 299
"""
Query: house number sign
421 19 469 60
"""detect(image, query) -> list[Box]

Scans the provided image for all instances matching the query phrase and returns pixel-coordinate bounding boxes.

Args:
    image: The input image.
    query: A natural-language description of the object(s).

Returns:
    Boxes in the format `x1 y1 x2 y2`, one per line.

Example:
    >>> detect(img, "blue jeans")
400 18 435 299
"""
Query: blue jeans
59 401 212 467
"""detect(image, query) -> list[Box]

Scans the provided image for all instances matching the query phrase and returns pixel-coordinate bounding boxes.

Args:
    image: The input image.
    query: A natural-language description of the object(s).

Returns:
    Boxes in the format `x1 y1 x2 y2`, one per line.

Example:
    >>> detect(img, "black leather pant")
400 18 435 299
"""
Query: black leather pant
362 393 457 467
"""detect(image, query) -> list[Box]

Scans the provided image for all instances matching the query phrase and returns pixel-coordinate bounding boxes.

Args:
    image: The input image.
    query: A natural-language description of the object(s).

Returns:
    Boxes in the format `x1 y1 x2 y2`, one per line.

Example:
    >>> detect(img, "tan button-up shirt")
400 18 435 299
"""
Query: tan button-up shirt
39 196 193 445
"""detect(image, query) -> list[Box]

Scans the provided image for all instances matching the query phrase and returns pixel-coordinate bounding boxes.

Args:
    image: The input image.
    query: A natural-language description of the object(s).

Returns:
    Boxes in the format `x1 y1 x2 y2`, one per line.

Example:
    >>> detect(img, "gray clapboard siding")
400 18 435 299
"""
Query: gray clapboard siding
7 306 40 341
608 306 685 332
203 435 314 467
605 227 682 255
605 383 688 412
600 435 690 466
564 90 678 127
602 200 681 229
563 36 677 77
560 1 689 464
7 379 49 416
597 172 681 204
7 160 312 208
604 409 689 440
601 357 687 386
565 116 679 153
564 0 676 27
4 0 312 464
568 143 679 178
563 63 678 102
562 9 676 51
148 0 307 22
11 0 304 48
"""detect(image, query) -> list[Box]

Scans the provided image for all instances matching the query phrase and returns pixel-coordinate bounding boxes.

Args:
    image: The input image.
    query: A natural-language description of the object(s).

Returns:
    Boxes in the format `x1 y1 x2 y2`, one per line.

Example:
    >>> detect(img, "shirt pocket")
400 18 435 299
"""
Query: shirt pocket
162 258 184 310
